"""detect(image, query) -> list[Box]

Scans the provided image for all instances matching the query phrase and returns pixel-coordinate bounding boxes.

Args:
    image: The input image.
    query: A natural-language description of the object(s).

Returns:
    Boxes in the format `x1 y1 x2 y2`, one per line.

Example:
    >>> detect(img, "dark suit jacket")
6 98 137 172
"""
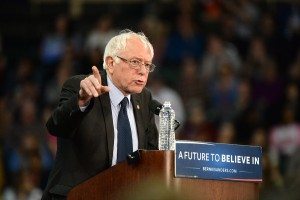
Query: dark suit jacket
42 72 158 199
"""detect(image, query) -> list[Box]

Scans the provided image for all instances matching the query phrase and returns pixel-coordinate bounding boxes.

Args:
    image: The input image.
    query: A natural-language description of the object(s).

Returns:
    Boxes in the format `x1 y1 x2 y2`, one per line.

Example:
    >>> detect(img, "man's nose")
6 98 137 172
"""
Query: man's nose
138 64 148 75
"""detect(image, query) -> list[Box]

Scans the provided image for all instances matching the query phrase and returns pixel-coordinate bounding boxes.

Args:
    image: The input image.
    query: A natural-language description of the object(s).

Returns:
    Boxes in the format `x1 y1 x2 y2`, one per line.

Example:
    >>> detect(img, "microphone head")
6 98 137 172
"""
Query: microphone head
149 99 163 115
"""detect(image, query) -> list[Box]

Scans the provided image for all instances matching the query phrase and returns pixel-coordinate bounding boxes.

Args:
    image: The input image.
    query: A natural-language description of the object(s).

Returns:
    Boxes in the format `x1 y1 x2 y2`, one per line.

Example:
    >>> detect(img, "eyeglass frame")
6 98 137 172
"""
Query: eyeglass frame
115 55 156 72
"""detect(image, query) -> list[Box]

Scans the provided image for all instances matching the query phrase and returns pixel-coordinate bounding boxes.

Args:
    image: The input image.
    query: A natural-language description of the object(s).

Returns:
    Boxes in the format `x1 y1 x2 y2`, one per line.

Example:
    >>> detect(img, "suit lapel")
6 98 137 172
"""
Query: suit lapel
99 72 114 165
131 94 145 149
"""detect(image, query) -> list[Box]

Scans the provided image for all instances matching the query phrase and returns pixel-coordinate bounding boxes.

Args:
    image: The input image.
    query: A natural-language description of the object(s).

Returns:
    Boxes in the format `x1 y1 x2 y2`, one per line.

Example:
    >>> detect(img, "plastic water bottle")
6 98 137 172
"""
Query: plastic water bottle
159 101 176 150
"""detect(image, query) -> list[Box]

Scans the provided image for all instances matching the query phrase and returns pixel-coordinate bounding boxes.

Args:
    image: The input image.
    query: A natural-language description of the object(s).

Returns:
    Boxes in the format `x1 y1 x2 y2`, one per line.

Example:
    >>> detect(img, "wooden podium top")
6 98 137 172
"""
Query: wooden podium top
68 150 259 200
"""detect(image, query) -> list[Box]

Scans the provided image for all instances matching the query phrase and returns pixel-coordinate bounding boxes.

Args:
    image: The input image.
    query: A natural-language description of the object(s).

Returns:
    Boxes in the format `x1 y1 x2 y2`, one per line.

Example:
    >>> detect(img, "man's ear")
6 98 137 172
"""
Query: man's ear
105 56 114 73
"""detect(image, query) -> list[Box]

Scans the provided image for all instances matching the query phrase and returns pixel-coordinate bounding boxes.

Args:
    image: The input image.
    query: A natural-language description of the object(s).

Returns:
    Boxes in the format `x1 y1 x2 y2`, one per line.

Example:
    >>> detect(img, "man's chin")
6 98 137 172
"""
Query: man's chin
128 86 144 94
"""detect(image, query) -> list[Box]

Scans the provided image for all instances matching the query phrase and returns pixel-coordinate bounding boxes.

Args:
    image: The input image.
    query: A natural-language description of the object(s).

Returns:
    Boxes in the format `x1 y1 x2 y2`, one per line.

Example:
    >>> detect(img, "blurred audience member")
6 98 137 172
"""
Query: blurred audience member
250 127 267 151
219 13 249 58
163 13 204 70
243 37 272 80
179 101 216 142
6 99 43 147
4 98 53 188
223 0 260 39
39 15 81 84
234 79 260 144
269 107 300 188
40 15 70 67
2 168 42 200
258 13 285 66
138 15 168 66
0 54 8 95
0 97 13 142
287 10 300 63
85 15 118 54
288 52 300 87
200 34 241 84
201 0 222 23
42 106 57 158
216 122 236 144
5 132 52 189
81 48 102 75
8 58 38 100
282 82 300 121
43 60 74 107
252 62 284 125
250 127 275 198
208 64 239 123
285 147 300 190
177 57 207 109
0 146 4 193
148 74 185 130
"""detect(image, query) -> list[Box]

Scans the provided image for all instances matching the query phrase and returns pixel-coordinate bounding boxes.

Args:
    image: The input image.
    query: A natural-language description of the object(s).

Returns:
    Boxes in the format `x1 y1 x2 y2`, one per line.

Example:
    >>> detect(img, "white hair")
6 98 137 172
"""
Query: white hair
102 29 154 69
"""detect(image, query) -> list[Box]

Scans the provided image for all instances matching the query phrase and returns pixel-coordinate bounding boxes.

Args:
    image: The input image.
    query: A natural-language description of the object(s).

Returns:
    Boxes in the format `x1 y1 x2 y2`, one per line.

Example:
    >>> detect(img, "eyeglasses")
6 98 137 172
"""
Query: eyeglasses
116 56 156 72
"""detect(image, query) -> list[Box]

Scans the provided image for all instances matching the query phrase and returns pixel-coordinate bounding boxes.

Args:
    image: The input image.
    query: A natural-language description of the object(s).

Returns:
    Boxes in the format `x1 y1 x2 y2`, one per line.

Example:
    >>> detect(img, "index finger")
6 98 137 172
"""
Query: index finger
92 66 101 84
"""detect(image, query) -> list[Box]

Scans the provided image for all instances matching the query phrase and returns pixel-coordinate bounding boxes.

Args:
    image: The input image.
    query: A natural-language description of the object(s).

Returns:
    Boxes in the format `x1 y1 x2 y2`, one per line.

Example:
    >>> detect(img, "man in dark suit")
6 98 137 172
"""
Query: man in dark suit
42 30 158 199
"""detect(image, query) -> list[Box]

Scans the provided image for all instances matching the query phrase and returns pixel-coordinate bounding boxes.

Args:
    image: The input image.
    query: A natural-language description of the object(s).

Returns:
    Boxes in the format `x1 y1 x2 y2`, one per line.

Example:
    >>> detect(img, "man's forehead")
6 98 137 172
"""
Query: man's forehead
122 38 152 58
126 36 145 47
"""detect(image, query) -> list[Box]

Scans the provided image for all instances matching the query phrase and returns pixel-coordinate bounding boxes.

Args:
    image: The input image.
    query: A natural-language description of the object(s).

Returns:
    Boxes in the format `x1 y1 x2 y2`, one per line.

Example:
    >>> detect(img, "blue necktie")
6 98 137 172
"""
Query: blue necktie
117 97 133 163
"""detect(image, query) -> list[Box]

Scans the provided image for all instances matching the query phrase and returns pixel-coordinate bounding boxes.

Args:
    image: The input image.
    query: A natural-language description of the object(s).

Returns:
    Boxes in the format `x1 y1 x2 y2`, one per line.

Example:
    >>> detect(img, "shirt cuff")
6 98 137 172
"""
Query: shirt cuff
79 102 90 112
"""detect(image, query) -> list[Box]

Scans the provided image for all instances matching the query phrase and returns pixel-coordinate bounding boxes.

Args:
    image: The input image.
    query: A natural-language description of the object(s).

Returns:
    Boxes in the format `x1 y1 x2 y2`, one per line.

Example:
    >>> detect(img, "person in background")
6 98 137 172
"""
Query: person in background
179 101 216 142
2 168 43 200
269 106 300 188
216 122 236 144
84 15 118 54
148 73 185 131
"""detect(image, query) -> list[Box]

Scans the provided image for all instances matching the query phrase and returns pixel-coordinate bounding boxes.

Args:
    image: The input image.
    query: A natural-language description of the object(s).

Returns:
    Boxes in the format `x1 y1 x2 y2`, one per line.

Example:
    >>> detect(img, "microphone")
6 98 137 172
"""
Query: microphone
149 99 163 115
127 150 140 165
149 99 181 130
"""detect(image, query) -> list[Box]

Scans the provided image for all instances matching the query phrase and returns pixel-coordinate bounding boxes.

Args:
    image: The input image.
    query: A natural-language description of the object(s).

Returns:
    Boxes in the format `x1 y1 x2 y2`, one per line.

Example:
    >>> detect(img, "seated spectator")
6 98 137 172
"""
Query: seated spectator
177 57 208 109
285 147 300 190
5 133 53 189
85 15 118 54
40 15 70 67
163 13 204 69
208 63 239 123
252 61 284 126
0 54 8 95
243 37 272 81
200 33 241 84
179 101 216 142
234 79 260 144
250 127 275 199
281 82 300 122
43 61 74 107
2 168 42 200
148 73 185 130
269 107 300 188
288 52 300 88
216 122 236 144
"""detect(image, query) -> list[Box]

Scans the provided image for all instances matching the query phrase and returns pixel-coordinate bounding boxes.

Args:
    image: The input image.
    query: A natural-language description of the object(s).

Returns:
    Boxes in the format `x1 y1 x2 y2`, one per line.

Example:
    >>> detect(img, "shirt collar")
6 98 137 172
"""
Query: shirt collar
107 75 131 107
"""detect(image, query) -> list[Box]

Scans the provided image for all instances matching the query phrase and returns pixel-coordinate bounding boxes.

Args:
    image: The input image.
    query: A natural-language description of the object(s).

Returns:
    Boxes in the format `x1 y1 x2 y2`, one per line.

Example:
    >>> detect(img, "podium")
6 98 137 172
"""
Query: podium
67 150 259 200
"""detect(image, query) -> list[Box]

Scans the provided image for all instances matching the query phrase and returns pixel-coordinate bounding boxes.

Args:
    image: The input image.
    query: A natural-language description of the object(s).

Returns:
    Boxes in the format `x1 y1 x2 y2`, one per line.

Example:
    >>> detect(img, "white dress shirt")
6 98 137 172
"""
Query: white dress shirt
107 75 138 166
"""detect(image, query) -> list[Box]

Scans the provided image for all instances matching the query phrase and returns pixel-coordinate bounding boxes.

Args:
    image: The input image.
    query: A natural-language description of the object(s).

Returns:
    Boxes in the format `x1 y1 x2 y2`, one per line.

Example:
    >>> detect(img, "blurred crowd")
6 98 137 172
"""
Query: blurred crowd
0 0 300 199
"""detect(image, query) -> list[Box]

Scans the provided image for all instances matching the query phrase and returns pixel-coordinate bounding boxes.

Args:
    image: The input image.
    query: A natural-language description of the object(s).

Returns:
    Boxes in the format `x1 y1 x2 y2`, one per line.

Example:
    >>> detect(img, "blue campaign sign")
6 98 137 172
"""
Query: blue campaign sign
175 141 262 182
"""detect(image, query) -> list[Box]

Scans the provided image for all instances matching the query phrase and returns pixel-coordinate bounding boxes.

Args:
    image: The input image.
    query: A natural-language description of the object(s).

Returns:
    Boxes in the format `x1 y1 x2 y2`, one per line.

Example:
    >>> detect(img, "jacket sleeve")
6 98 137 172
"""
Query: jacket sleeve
46 75 93 139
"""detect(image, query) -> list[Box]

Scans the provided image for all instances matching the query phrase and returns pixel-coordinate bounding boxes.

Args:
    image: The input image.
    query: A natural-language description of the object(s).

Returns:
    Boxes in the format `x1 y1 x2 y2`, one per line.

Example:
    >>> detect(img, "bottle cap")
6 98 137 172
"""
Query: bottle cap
163 101 171 107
